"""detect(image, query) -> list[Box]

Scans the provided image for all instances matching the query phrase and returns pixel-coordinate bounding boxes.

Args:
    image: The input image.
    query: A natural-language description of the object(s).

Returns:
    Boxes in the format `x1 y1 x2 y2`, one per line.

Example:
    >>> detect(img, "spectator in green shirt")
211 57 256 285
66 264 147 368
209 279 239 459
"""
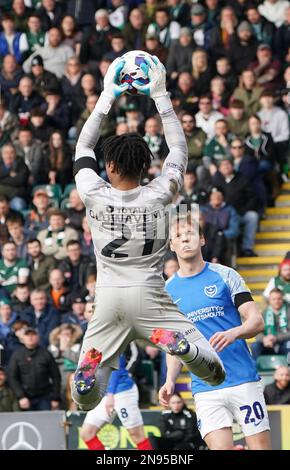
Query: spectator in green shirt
0 240 29 293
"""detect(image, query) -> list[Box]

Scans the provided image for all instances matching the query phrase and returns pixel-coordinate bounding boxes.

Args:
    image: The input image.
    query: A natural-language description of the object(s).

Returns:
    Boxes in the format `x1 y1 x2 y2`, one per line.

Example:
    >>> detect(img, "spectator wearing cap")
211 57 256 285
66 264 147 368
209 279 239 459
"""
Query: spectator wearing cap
37 209 78 261
59 240 96 291
123 8 148 51
0 366 19 412
26 13 47 54
166 27 195 80
258 0 289 28
38 0 63 31
263 259 290 305
246 5 275 46
146 7 180 48
20 288 60 347
44 131 73 188
215 56 238 98
47 268 71 313
0 13 29 64
226 99 249 138
249 43 281 90
0 142 29 211
171 72 198 115
103 33 128 61
9 76 45 124
0 298 18 340
212 158 259 257
25 188 50 234
180 113 206 167
28 54 59 97
80 9 118 66
195 95 223 140
48 323 82 405
189 3 212 50
252 289 290 359
264 366 290 405
62 295 87 332
144 31 168 64
6 212 33 260
29 107 54 142
209 6 238 60
27 238 56 290
0 54 24 101
9 326 61 411
42 89 70 132
274 6 290 60
11 283 31 315
258 90 289 174
23 27 74 79
228 21 258 74
233 70 262 115
14 126 47 185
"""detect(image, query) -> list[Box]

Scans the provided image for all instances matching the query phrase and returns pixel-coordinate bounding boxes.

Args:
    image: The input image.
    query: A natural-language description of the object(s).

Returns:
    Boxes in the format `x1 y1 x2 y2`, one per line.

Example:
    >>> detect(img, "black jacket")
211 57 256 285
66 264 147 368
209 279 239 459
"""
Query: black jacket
58 255 96 290
8 345 61 400
264 382 290 405
212 171 258 215
0 156 29 199
160 408 204 450
244 132 274 163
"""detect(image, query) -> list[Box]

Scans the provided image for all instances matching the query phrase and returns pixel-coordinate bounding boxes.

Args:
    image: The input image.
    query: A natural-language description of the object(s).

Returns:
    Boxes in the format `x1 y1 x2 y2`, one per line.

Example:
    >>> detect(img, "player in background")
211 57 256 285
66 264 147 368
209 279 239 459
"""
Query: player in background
159 213 271 450
80 342 153 451
71 56 225 410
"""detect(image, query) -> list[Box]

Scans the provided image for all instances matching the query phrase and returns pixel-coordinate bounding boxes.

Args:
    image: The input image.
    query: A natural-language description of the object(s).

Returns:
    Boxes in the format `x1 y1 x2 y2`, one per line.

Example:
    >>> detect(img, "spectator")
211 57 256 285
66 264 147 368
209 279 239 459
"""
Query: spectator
215 56 238 97
172 72 198 115
203 119 232 167
65 0 97 30
246 4 276 46
209 6 237 59
11 283 31 314
47 268 70 313
6 212 32 260
26 13 47 54
9 327 61 410
212 158 259 257
42 89 70 132
252 288 290 358
0 298 18 340
191 48 212 96
23 27 74 79
226 99 249 138
166 27 195 80
122 8 147 51
20 288 60 347
263 259 290 305
38 0 63 31
11 0 31 32
103 33 127 61
233 69 262 114
1 318 30 366
179 165 208 206
60 15 82 55
62 294 87 332
25 187 50 234
29 107 54 142
27 238 55 290
160 392 204 450
0 195 18 227
48 323 82 405
75 95 99 138
0 366 19 412
210 76 230 115
0 101 18 138
0 13 29 64
195 96 223 140
167 0 191 27
0 142 29 210
163 255 179 281
245 115 274 173
59 240 96 292
44 131 73 188
249 43 281 90
14 126 47 185
143 32 168 64
274 6 290 60
9 75 44 123
228 21 258 75
199 212 227 265
189 3 212 50
37 209 78 261
264 366 290 404
28 54 59 97
64 188 86 233
180 112 206 167
0 54 24 101
143 117 167 160
258 0 289 28
147 7 180 48
79 216 94 260
0 240 29 293
61 57 83 122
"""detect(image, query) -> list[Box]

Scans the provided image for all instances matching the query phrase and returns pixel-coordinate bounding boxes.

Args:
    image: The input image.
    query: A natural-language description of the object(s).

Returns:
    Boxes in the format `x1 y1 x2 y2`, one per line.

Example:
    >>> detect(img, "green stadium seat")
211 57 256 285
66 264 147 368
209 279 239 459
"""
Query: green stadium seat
256 355 288 372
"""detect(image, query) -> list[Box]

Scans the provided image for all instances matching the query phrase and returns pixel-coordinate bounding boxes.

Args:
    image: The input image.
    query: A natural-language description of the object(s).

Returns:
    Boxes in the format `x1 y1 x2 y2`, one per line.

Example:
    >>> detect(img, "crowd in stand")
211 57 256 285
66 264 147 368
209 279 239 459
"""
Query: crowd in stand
0 0 290 412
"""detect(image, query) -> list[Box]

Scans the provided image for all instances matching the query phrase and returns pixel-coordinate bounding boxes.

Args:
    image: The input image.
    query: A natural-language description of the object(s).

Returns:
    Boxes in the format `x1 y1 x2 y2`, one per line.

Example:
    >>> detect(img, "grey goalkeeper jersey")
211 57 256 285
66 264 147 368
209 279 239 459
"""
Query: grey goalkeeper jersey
75 94 188 287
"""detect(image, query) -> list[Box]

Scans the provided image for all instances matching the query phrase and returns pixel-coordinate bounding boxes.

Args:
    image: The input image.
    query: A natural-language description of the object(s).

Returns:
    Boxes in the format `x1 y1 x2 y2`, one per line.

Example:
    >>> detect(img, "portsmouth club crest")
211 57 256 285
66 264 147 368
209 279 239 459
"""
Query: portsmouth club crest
204 285 217 297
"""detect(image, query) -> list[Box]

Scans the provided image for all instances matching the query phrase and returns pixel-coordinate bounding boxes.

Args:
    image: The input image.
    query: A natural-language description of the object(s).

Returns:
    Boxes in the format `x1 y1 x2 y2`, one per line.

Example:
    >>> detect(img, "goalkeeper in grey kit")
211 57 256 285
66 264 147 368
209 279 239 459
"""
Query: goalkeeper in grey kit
72 55 226 410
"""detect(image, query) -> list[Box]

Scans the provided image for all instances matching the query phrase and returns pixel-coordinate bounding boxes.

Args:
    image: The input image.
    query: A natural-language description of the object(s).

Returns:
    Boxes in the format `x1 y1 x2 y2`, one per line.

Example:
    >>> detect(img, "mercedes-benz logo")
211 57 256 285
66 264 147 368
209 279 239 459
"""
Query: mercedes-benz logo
2 422 42 450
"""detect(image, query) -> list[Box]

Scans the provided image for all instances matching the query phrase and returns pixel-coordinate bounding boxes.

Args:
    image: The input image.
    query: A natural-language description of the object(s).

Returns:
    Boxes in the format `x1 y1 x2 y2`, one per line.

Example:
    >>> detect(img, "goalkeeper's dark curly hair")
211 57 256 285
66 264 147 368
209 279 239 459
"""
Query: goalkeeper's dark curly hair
101 133 152 179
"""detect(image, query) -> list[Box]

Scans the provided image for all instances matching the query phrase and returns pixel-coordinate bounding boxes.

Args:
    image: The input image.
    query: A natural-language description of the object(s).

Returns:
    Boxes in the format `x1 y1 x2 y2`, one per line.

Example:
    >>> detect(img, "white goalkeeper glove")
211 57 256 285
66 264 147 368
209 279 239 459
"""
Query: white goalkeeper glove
97 57 129 114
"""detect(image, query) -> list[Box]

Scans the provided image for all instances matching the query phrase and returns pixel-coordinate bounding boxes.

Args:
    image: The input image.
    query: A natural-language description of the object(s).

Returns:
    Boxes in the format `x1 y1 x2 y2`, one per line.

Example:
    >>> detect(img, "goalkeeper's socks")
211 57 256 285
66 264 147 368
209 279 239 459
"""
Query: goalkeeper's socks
85 436 105 450
137 438 153 450
181 345 226 386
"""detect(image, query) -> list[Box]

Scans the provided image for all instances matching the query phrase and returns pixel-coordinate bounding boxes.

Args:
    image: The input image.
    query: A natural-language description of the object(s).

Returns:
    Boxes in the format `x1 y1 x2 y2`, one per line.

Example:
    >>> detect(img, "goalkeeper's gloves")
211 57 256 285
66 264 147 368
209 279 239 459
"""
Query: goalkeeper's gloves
97 57 129 114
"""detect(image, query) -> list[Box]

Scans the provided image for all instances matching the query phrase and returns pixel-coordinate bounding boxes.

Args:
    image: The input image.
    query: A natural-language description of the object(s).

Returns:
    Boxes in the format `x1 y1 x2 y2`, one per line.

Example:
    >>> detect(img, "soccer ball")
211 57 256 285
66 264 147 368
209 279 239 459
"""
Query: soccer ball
118 50 151 95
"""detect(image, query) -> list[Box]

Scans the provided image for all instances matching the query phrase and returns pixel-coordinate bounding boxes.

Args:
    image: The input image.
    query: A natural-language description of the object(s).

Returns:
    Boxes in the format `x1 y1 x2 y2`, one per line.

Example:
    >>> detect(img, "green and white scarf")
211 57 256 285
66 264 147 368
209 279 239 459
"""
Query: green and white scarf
264 304 288 335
